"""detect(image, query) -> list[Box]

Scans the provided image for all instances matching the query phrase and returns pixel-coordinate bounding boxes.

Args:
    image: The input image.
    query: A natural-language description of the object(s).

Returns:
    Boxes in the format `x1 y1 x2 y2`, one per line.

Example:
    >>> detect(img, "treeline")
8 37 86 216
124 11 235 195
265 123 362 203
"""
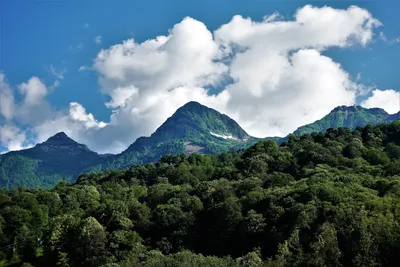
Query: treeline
2 122 400 266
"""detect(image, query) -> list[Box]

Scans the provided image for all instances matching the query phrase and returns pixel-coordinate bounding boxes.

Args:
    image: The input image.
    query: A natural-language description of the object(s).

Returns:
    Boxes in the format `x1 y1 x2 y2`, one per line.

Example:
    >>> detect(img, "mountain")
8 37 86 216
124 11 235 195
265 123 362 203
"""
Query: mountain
291 105 400 137
97 101 262 170
0 132 105 188
0 102 262 188
150 101 250 141
5 122 400 267
1 102 399 189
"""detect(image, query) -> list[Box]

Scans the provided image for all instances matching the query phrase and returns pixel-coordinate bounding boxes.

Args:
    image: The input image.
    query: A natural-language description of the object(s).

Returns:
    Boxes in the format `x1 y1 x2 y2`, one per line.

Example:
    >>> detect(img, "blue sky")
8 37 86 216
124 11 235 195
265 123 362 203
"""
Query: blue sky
0 0 399 153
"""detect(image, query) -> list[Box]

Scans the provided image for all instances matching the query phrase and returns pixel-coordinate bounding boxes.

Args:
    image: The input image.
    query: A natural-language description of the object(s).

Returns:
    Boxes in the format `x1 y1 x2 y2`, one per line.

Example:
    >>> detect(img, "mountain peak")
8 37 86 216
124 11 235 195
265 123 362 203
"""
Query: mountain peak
174 101 212 115
148 101 249 141
293 105 392 136
45 132 76 144
182 101 202 108
30 132 96 155
123 101 252 156
53 132 69 138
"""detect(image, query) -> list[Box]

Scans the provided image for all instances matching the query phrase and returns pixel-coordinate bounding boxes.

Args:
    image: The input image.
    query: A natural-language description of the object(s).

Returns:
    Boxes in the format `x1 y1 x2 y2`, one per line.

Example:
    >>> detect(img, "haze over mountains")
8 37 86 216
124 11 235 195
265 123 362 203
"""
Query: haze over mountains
0 101 398 189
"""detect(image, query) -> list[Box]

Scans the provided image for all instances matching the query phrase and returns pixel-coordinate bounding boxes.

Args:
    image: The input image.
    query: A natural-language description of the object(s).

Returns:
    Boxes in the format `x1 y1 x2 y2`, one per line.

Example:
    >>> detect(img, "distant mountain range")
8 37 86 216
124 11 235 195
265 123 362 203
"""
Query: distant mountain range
0 102 399 188
0 132 105 188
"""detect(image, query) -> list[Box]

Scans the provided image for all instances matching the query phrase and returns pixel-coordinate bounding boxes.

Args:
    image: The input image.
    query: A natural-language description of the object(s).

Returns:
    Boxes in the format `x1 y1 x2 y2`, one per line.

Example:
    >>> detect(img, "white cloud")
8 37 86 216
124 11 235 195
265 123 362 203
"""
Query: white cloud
79 65 89 72
1 5 390 154
49 65 66 79
0 73 107 152
93 17 226 98
380 32 387 42
0 76 55 150
49 80 61 90
69 43 84 53
0 125 29 151
361 89 400 114
34 102 107 149
77 5 378 151
95 36 102 44
69 102 107 129
222 49 357 136
16 77 54 126
18 77 48 106
0 73 15 120
380 31 400 44
83 23 89 29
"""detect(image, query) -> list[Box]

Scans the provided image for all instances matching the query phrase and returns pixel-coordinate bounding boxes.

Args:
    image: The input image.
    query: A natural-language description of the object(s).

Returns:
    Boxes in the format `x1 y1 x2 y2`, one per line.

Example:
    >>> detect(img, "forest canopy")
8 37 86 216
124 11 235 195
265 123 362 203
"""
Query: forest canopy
2 122 400 266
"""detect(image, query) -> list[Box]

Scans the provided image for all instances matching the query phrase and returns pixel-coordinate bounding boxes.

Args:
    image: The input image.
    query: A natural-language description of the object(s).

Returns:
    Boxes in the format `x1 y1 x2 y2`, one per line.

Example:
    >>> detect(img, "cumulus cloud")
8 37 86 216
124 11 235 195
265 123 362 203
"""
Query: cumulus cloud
93 17 226 107
69 102 107 128
362 89 400 114
90 4 381 143
215 5 380 52
0 125 29 151
1 5 391 154
34 102 106 145
222 49 357 136
18 77 48 106
0 74 107 151
0 75 86 149
16 77 58 127
0 76 56 150
0 73 15 120
95 36 102 44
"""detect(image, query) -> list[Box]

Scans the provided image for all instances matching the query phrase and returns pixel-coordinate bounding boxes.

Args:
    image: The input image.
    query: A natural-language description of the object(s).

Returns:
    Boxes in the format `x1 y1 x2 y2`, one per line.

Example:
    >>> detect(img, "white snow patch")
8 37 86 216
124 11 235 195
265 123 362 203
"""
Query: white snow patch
210 131 239 140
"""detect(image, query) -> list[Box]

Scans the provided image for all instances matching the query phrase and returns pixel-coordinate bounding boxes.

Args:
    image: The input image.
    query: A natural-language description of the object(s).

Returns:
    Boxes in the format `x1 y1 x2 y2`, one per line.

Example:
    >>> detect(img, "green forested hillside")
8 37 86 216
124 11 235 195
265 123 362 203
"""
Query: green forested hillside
98 101 262 171
150 101 250 141
1 103 399 189
293 105 399 136
0 103 261 188
0 133 105 189
2 122 400 266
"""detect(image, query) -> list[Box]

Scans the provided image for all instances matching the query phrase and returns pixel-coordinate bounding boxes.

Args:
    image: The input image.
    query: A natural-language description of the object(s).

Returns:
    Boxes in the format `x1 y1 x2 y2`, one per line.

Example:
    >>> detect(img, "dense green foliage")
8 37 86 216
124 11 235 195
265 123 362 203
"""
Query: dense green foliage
2 122 400 266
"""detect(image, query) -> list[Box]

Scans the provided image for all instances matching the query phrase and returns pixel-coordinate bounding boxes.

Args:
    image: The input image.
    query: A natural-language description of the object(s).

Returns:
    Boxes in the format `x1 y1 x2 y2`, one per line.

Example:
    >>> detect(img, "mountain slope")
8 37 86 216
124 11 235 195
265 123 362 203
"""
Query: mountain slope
292 106 399 137
151 101 249 141
1 102 399 189
98 101 261 170
0 132 105 188
0 102 262 188
6 122 400 267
